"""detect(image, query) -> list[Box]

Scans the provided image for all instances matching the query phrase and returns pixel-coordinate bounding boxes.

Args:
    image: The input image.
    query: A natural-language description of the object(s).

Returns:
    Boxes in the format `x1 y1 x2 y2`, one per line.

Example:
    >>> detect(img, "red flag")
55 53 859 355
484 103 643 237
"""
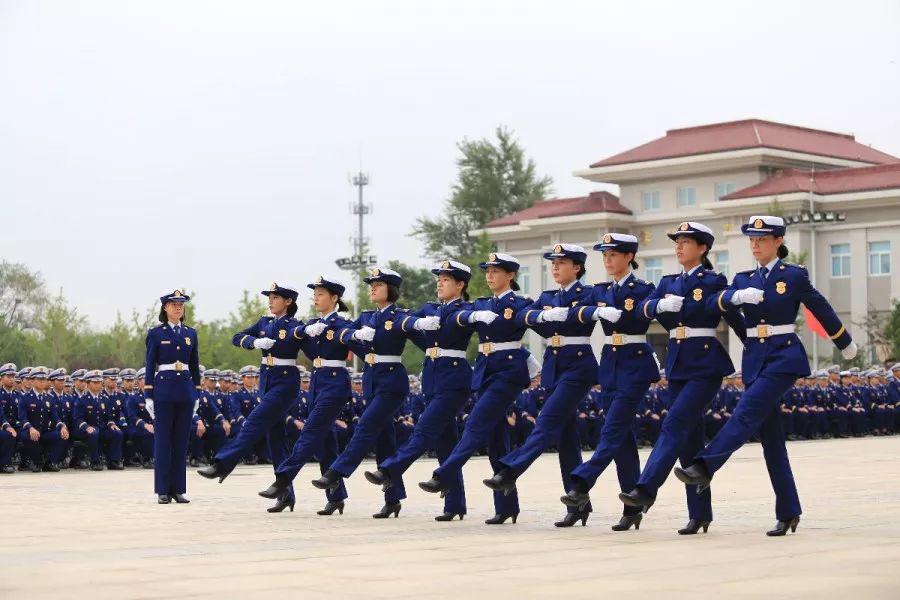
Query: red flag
803 306 828 339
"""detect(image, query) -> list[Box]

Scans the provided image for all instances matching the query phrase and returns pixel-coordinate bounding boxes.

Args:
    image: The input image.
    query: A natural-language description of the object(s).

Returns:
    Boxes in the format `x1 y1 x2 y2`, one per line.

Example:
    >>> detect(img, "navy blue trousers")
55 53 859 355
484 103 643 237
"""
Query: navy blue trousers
696 373 801 521
22 428 66 465
380 388 469 514
153 401 192 495
637 377 721 522
570 382 649 516
499 376 592 514
330 390 406 504
129 425 154 459
274 391 349 504
0 428 15 466
434 377 520 516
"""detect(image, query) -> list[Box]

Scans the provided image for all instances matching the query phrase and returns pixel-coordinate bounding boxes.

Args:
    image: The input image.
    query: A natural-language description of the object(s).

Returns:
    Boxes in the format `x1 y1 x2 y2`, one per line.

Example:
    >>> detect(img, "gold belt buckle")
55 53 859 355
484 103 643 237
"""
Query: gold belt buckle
427 347 439 359
611 333 624 346
174 361 184 372
757 325 770 339
674 326 687 340
481 342 494 355
550 335 562 348
365 353 376 366
265 355 274 367
313 357 323 368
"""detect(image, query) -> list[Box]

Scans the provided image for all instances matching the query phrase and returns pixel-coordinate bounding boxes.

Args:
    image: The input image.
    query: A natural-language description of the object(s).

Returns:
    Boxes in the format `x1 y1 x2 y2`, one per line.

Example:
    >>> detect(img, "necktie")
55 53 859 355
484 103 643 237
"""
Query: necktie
759 266 769 280
174 325 181 336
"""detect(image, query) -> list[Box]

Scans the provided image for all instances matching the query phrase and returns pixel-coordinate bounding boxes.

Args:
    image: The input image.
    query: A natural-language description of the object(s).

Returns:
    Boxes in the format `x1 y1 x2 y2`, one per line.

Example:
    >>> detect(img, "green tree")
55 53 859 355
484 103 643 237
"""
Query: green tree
412 126 552 260
0 260 46 328
884 300 900 363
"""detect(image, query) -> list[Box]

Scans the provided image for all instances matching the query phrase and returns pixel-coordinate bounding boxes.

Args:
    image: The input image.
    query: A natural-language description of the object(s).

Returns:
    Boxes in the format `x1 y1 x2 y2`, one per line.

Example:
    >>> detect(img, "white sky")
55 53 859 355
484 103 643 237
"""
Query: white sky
2 0 899 326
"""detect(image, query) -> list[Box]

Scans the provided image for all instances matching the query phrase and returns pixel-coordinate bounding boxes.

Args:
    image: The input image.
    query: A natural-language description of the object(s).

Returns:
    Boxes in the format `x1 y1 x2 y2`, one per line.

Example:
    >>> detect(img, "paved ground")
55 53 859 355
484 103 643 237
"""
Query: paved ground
2 436 898 599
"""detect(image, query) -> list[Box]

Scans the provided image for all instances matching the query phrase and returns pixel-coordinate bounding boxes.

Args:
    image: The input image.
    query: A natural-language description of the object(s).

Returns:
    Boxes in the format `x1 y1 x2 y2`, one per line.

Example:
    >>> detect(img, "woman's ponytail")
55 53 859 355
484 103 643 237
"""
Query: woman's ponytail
777 244 789 260
629 259 640 270
336 298 349 313
700 250 714 270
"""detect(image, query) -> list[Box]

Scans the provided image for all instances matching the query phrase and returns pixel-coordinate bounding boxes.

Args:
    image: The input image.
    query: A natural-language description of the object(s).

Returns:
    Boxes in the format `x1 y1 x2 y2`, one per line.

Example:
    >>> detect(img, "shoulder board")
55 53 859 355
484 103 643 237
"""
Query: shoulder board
661 273 679 279
634 278 651 285
782 262 807 270
541 289 558 295
594 281 612 287
736 269 754 276
425 301 440 306
360 309 375 315
476 296 490 301
516 294 533 302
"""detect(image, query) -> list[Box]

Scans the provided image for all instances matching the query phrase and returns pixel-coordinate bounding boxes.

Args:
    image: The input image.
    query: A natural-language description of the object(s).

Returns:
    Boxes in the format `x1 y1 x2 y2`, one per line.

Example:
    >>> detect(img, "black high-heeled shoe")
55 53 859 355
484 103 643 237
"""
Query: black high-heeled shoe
673 463 711 493
317 501 345 516
259 476 291 499
311 469 343 492
434 512 464 521
482 470 516 496
555 509 590 527
611 513 642 531
560 489 591 510
157 494 171 504
766 516 799 536
418 476 448 495
267 494 295 513
618 488 655 513
372 502 401 519
485 513 517 525
197 463 229 484
171 493 190 504
364 469 392 491
678 519 710 535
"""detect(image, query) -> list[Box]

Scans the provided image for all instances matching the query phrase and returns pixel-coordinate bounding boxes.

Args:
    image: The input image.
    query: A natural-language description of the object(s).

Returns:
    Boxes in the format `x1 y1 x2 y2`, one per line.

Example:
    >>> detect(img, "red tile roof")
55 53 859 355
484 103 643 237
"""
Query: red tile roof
589 119 898 168
485 191 631 228
721 163 900 200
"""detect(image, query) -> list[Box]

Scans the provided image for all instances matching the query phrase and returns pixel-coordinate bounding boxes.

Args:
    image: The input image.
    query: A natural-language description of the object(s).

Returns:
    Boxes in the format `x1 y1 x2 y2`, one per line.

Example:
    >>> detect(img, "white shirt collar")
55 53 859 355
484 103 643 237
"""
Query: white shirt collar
612 271 634 286
494 289 513 299
379 303 394 313
443 296 461 305
559 279 579 292
320 310 337 321
758 257 780 276
168 321 181 329
683 264 702 277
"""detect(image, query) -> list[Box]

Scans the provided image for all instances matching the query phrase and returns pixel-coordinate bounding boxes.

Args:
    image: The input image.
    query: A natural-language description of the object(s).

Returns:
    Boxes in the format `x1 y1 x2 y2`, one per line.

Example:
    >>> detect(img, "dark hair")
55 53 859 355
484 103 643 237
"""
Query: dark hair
337 298 349 312
285 299 298 318
628 253 639 270
510 278 520 292
386 284 401 303
700 249 714 270
573 260 586 280
460 282 470 301
777 243 789 260
158 305 186 324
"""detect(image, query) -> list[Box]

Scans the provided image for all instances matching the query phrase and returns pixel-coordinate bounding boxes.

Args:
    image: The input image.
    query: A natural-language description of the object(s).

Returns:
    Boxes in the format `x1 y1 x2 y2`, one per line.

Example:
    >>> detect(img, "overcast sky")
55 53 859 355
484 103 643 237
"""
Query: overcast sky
2 0 899 327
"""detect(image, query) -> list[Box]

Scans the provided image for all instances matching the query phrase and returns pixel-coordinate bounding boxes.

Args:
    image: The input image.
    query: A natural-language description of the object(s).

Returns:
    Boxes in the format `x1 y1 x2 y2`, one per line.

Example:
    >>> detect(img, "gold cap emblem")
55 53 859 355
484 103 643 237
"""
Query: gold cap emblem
488 253 497 262
371 268 380 276
316 276 323 284
270 283 277 291
441 260 451 269
679 222 689 231
602 234 612 244
754 218 764 229
554 244 563 254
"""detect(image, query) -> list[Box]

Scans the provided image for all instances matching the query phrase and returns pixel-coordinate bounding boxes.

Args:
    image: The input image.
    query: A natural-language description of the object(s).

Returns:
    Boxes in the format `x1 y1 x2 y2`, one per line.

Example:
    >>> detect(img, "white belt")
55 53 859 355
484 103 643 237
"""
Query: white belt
364 353 403 365
603 334 647 346
479 341 521 355
425 347 468 359
261 356 297 367
312 358 347 369
746 324 795 338
157 362 189 373
669 327 717 340
547 335 592 348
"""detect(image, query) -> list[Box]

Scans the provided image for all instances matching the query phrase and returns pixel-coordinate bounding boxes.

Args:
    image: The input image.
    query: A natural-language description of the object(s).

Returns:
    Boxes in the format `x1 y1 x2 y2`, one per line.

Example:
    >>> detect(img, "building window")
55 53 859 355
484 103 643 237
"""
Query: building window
540 261 548 289
830 243 851 278
714 251 730 277
676 187 697 207
642 191 661 211
714 182 736 200
868 241 891 276
518 266 531 294
645 257 663 284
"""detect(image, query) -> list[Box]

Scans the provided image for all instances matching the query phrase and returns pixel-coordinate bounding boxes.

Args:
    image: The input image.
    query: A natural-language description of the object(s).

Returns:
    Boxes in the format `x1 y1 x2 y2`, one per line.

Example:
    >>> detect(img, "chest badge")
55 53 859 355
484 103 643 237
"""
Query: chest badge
185 336 191 345
326 330 335 341
693 288 703 301
776 281 787 294
384 320 393 331
45 401 50 408
503 307 513 320
624 298 634 311
278 329 286 340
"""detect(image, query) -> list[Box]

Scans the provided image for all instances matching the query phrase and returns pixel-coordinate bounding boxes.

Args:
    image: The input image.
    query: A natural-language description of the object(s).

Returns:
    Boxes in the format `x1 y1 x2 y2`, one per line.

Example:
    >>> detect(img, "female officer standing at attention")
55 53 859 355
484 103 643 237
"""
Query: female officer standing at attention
418 253 538 525
310 267 419 519
557 234 659 532
362 260 475 522
617 222 745 534
258 276 353 516
145 290 200 504
675 216 857 536
483 243 600 528
198 283 305 513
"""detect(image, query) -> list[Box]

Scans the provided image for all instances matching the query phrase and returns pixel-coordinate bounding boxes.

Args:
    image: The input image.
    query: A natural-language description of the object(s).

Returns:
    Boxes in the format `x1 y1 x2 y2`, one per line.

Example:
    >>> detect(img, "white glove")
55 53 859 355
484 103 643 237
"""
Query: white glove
593 307 623 323
731 287 764 306
352 326 376 342
413 316 441 331
253 337 276 350
538 307 569 322
656 295 684 313
526 353 542 380
146 399 155 419
841 341 858 360
471 310 498 324
193 399 200 413
304 322 328 337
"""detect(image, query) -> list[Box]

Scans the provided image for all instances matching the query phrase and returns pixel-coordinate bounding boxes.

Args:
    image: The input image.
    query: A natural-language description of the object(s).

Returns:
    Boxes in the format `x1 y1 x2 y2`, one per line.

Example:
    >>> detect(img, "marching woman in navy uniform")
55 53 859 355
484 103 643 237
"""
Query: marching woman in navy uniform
675 216 857 536
418 253 537 525
198 283 305 513
310 267 417 519
556 234 660 531
259 276 352 515
145 290 201 504
484 243 600 527
363 260 475 521
617 222 745 534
